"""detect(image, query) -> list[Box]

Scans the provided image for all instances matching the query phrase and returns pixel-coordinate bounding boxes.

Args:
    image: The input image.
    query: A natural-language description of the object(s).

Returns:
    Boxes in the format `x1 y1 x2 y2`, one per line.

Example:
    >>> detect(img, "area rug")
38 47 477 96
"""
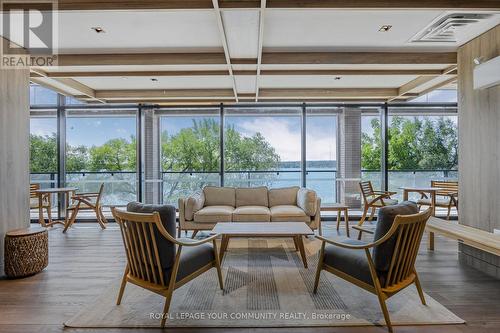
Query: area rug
65 237 464 328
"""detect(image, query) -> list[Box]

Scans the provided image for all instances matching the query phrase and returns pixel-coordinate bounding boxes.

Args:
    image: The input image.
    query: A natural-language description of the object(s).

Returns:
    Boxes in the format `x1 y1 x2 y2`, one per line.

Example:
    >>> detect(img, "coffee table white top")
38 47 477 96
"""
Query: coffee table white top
212 222 314 236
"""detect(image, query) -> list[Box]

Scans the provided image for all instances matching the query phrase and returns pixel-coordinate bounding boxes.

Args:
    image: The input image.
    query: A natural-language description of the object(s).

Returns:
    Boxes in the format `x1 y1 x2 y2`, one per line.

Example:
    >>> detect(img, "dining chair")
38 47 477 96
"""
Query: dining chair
417 180 458 220
30 183 52 225
64 183 107 232
113 203 224 328
354 181 398 239
314 203 432 333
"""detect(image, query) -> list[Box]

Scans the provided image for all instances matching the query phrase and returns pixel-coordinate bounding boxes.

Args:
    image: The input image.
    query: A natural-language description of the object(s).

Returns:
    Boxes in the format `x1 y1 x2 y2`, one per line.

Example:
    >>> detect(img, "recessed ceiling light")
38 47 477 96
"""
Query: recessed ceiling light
379 25 392 32
91 27 105 33
151 78 158 82
333 76 342 80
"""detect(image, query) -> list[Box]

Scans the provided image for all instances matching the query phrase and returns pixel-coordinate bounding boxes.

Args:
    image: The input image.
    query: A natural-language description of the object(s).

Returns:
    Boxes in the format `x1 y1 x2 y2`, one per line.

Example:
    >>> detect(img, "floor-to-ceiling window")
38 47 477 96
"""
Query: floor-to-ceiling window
65 110 137 210
159 109 221 206
223 107 302 188
305 108 338 204
361 112 382 190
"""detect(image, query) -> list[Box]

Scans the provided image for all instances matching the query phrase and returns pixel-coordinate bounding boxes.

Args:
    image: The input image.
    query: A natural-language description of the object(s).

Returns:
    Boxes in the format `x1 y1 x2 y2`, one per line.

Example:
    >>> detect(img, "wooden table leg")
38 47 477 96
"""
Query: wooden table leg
428 231 435 251
431 190 437 217
344 208 350 238
293 236 299 251
403 189 409 201
219 235 230 262
38 194 46 227
295 235 308 268
336 210 341 231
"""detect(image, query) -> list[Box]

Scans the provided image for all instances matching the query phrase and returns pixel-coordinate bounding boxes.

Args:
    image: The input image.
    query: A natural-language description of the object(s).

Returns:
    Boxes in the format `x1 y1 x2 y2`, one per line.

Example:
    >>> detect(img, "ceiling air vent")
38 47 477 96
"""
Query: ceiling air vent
411 13 494 43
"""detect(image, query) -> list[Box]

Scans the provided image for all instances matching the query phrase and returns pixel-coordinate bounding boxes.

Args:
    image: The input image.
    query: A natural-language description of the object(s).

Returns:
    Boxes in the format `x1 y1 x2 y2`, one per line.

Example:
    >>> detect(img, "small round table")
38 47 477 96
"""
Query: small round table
4 227 48 278
321 204 350 237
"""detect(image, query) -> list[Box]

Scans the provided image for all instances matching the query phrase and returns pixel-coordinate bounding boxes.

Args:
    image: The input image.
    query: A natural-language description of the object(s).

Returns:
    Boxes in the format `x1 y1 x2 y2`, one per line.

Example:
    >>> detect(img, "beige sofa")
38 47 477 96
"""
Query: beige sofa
178 186 321 235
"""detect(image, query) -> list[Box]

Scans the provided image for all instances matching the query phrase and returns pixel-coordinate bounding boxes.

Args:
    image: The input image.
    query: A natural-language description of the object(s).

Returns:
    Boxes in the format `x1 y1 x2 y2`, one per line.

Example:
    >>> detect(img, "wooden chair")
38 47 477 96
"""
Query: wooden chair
30 183 52 225
354 181 398 239
64 183 107 232
112 206 224 328
417 180 458 220
314 205 432 333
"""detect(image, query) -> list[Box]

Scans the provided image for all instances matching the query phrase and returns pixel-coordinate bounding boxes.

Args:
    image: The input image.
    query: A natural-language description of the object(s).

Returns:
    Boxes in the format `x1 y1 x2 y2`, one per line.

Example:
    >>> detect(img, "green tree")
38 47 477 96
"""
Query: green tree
89 137 136 171
30 133 57 173
66 145 89 172
361 116 458 171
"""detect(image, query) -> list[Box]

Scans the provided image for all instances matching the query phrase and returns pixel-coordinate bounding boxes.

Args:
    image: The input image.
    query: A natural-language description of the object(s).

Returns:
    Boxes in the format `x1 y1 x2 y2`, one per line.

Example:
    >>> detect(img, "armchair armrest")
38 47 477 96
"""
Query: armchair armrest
164 232 219 247
352 225 375 235
367 193 391 205
372 191 397 196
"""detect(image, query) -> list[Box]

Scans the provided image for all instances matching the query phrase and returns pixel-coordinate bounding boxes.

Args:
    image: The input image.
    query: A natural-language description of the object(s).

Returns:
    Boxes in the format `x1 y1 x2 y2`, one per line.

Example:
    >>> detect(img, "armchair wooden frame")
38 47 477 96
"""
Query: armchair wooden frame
112 208 224 328
354 181 397 239
418 180 458 220
64 183 107 232
313 208 432 333
30 183 52 225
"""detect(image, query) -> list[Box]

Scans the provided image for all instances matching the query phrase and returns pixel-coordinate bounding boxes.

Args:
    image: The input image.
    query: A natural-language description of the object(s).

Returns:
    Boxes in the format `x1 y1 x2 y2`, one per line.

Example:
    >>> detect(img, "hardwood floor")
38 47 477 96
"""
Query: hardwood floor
0 222 499 333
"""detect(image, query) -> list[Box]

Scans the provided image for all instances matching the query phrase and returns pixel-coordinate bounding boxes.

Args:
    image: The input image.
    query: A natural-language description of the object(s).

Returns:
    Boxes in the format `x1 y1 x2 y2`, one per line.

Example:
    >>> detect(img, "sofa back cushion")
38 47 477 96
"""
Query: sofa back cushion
235 186 269 207
126 202 176 270
268 186 299 207
203 186 235 207
372 201 419 273
297 188 318 216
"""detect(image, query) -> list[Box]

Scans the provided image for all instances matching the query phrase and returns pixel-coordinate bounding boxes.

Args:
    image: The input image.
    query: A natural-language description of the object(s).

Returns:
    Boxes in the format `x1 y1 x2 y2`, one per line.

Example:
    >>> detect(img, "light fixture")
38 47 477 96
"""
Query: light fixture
473 57 485 65
151 78 158 82
91 27 105 33
378 25 392 32
333 76 342 80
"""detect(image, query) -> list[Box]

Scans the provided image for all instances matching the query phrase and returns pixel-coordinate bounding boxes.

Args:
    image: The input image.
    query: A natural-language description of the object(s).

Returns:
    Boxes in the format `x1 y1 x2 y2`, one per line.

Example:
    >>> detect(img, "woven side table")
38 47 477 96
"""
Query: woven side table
4 227 48 278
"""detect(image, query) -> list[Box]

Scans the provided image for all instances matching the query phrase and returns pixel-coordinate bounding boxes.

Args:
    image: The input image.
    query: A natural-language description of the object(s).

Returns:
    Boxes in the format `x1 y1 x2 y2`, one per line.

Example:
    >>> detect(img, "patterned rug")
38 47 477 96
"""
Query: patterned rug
65 237 464 328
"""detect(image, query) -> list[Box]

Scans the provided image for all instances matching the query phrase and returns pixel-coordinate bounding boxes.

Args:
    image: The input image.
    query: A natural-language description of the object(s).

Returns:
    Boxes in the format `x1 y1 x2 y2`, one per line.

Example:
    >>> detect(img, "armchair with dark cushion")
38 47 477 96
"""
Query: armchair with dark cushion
112 203 224 328
313 202 432 333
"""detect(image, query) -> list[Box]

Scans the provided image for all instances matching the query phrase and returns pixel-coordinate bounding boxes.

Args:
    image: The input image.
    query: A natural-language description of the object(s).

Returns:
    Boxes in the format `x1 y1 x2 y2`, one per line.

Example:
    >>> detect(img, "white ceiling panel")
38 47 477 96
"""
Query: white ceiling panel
57 10 222 53
259 75 417 88
264 9 448 51
235 76 257 93
74 76 233 90
222 10 260 58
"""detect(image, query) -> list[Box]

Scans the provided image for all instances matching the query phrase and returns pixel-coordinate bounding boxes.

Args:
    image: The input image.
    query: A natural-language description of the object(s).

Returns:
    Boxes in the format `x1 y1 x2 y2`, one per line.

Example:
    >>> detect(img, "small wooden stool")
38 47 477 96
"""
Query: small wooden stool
4 227 48 278
321 204 350 237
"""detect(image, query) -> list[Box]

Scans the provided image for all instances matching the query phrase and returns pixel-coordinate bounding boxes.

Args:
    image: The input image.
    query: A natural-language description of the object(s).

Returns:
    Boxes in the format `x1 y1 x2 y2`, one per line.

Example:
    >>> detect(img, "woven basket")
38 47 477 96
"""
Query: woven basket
4 228 48 278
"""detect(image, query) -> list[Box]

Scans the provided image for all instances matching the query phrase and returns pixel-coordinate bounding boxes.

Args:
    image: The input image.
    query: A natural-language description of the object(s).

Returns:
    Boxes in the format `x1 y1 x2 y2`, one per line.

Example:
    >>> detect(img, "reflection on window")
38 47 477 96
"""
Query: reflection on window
306 110 337 204
224 108 301 188
65 114 137 206
160 113 220 205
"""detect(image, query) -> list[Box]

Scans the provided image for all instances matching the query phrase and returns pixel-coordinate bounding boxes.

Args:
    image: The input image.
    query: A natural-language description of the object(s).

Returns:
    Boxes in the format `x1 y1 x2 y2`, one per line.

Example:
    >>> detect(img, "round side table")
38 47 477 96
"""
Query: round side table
4 227 48 278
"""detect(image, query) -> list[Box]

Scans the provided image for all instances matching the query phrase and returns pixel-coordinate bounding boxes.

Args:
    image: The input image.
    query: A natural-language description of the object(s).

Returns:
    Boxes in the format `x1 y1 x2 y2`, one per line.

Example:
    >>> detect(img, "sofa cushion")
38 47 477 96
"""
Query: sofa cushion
372 201 419 273
235 187 269 207
184 192 205 221
194 205 234 223
164 243 214 284
270 205 309 222
232 206 271 222
323 238 377 286
297 188 318 216
203 186 235 207
126 202 177 270
268 186 299 207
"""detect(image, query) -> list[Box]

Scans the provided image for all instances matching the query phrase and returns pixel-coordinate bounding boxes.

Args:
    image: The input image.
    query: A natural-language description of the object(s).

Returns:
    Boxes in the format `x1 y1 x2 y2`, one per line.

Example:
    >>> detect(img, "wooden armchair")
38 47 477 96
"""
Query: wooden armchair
417 180 458 220
64 183 107 232
30 183 52 225
314 203 432 333
354 181 398 239
113 203 223 328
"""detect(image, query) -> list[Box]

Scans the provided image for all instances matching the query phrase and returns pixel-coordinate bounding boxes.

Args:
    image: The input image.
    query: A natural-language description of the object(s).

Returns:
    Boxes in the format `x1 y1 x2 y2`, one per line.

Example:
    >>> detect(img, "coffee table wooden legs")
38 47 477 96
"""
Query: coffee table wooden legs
218 235 308 268
295 236 308 268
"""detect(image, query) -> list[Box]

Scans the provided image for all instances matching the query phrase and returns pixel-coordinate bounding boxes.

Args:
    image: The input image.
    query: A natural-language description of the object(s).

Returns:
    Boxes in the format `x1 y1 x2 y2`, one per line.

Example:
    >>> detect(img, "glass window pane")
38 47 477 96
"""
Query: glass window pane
65 111 137 209
160 110 220 205
30 84 58 105
306 108 338 204
387 114 458 202
224 108 302 188
361 114 382 190
409 89 457 103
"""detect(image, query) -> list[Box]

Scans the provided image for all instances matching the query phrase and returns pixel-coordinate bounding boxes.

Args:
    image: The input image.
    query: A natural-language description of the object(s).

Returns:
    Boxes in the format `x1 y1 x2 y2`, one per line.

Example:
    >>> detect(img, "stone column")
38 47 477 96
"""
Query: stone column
143 109 162 204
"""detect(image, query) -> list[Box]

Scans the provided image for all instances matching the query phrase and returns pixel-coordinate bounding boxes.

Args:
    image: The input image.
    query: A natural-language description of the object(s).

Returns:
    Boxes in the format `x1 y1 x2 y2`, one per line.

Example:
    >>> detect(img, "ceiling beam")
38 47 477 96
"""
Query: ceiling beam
410 76 458 100
96 89 236 99
32 68 452 78
254 0 267 101
51 52 456 67
57 0 500 10
211 0 239 101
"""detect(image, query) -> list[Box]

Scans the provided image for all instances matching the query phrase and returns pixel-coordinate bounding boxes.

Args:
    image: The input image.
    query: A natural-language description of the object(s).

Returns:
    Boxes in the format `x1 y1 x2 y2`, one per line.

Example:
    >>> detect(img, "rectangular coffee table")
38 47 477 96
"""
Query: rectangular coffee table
212 222 314 268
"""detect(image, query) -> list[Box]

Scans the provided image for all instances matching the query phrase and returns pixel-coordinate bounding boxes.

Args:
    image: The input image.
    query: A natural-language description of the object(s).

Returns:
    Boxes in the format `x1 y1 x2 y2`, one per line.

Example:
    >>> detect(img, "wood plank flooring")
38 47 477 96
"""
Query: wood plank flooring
0 222 499 333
